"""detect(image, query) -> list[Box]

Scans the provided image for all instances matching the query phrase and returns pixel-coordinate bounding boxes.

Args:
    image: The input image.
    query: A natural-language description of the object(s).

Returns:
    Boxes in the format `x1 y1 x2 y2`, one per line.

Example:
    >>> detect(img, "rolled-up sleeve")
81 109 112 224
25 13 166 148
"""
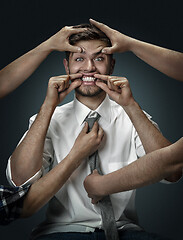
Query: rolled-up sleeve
6 115 54 187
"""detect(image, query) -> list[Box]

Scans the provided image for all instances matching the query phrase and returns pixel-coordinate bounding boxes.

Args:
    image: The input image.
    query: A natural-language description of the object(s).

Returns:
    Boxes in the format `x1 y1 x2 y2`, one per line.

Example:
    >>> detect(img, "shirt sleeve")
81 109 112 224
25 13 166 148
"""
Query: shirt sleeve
6 115 54 187
0 185 30 225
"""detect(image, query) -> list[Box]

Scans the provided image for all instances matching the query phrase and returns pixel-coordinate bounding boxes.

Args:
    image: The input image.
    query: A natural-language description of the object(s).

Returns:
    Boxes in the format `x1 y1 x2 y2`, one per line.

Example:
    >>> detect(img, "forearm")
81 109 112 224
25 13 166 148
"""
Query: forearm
21 151 81 218
123 101 170 153
0 40 53 98
129 38 183 82
99 138 183 195
11 101 55 186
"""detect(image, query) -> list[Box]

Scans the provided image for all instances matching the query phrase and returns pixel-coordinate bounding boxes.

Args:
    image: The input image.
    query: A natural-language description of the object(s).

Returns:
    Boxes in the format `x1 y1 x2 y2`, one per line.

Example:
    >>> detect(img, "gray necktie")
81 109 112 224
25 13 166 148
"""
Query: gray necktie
85 111 119 240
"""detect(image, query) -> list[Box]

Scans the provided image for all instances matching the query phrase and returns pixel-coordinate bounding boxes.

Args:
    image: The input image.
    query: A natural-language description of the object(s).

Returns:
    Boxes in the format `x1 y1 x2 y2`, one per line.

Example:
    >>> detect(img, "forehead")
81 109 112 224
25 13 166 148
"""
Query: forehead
70 39 109 58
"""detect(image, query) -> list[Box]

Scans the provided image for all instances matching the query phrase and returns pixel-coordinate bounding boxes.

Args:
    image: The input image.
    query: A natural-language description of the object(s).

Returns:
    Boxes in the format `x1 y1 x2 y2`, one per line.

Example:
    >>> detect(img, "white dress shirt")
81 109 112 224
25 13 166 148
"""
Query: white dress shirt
7 95 158 239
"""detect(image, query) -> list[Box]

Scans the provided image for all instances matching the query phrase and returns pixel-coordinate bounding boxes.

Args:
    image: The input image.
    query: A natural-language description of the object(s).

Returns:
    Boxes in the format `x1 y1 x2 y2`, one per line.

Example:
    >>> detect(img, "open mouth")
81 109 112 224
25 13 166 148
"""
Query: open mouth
81 76 97 85
82 76 96 82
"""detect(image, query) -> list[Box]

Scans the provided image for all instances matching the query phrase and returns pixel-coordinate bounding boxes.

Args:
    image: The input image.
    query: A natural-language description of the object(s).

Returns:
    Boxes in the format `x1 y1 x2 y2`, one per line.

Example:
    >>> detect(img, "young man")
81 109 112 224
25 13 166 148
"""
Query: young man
0 25 104 224
83 19 183 203
7 23 178 240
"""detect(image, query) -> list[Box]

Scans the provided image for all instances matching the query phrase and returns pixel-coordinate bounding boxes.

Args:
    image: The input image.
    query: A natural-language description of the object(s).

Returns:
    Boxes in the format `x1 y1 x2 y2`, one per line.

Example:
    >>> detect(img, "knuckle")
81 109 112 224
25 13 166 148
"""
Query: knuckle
91 132 97 139
49 77 56 85
49 76 55 81
122 77 128 81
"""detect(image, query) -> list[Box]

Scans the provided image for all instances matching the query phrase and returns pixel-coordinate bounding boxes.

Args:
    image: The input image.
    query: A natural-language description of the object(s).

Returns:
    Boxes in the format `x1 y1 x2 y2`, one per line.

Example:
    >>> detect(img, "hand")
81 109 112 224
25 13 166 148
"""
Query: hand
95 74 135 107
89 18 133 54
84 169 105 204
70 122 104 163
46 26 87 53
45 73 82 108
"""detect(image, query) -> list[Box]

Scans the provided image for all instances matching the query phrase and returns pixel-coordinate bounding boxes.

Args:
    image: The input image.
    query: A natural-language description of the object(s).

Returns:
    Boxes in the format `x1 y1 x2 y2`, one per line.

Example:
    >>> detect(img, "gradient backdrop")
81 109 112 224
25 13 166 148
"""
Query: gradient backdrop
0 0 183 239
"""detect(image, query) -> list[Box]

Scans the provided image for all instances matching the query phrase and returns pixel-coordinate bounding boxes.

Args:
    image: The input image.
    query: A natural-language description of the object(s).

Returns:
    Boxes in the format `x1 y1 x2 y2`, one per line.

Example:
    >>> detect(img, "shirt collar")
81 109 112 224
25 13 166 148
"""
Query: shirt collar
73 95 112 126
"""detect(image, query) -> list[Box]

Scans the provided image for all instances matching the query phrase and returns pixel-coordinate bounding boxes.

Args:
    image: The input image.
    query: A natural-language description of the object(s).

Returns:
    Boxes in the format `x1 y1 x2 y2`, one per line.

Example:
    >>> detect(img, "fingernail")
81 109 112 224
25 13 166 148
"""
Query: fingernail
102 49 106 53
77 47 82 52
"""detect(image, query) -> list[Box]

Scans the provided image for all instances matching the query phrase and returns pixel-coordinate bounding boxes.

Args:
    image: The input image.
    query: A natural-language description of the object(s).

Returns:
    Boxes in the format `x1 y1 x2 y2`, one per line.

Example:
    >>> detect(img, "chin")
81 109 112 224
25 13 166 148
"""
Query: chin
75 85 104 97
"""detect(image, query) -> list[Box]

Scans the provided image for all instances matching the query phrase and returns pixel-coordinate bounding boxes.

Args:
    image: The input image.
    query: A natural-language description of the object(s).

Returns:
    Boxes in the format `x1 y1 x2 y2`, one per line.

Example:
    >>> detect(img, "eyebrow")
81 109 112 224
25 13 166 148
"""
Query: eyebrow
71 49 103 58
82 49 103 57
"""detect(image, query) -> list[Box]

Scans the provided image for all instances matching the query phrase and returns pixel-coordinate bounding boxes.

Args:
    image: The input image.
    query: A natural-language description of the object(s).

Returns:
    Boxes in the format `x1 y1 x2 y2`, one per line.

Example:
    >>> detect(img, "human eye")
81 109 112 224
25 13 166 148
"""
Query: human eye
94 56 104 62
75 57 84 62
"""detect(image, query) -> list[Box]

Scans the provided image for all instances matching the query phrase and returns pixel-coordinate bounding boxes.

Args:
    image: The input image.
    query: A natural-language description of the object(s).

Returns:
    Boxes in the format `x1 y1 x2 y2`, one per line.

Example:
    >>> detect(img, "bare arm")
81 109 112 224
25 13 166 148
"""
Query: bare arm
21 121 104 217
10 73 82 186
0 26 85 98
95 74 170 152
95 74 181 181
90 19 183 82
84 137 183 204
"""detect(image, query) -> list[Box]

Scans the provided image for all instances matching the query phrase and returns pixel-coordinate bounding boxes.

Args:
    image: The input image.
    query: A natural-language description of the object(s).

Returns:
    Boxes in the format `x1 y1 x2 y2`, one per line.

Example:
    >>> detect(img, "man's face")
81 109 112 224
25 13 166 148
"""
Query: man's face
64 39 115 97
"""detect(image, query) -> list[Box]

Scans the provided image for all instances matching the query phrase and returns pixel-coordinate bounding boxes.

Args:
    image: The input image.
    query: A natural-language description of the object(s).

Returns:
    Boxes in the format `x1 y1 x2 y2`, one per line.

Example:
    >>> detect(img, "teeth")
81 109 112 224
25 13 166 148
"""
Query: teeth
82 77 95 82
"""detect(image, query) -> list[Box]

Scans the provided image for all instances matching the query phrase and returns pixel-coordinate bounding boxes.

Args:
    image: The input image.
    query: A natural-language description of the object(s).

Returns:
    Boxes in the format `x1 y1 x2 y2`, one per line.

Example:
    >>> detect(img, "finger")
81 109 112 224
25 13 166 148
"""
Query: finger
113 80 127 88
69 73 82 81
92 198 99 204
65 75 70 89
65 27 87 53
81 122 89 134
96 81 117 99
95 81 110 93
58 80 65 92
69 26 87 34
91 121 99 133
111 78 128 88
98 126 104 140
57 75 69 89
107 77 121 91
89 19 111 35
102 45 117 54
66 44 82 53
92 169 99 174
62 79 82 96
94 74 109 82
91 199 97 204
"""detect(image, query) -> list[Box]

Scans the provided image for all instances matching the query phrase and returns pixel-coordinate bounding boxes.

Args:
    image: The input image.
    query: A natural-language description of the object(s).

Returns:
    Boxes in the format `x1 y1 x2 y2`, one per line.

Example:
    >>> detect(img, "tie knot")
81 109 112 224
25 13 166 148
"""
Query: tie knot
85 111 100 131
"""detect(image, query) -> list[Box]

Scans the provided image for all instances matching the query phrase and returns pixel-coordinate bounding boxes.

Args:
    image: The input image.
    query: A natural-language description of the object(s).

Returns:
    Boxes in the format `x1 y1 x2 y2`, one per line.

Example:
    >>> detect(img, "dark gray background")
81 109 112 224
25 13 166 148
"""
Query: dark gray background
0 0 182 239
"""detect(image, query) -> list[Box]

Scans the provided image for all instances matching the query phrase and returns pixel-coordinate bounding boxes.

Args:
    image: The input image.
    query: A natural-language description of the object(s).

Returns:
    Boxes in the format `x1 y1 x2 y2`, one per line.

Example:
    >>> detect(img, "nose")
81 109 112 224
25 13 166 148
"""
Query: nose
84 59 96 72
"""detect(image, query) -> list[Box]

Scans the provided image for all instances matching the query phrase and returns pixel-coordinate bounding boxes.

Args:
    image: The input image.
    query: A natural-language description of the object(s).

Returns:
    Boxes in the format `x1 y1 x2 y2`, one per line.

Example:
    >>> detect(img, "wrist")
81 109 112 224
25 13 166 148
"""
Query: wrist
68 148 84 169
98 175 110 196
126 37 140 53
38 39 55 55
120 35 136 52
42 99 56 113
122 100 140 117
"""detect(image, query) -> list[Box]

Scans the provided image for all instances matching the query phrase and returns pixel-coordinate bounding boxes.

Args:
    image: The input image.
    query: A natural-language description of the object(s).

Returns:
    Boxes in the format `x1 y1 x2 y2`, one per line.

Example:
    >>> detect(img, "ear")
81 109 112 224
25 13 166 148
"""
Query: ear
109 58 115 75
63 59 70 75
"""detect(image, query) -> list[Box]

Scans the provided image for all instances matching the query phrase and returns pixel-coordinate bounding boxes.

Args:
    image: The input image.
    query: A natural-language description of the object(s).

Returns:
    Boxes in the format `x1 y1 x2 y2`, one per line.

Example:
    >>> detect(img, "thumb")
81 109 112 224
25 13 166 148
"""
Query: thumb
102 45 117 54
92 169 99 174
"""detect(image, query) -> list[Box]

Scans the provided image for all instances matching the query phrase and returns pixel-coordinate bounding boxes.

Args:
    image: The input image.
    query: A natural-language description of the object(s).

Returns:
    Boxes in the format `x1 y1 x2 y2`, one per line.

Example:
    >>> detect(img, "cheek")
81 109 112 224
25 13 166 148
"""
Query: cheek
96 63 111 75
69 63 80 74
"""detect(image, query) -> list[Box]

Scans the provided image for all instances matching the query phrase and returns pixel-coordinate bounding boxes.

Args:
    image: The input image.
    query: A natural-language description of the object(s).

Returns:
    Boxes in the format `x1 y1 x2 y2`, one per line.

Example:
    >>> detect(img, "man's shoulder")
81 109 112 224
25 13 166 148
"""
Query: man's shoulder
54 101 74 114
108 98 125 115
29 101 74 123
51 101 75 123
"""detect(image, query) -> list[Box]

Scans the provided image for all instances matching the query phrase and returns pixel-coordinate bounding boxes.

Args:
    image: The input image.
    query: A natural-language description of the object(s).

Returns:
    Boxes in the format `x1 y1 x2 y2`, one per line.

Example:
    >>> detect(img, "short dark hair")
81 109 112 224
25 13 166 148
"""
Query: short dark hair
65 23 112 61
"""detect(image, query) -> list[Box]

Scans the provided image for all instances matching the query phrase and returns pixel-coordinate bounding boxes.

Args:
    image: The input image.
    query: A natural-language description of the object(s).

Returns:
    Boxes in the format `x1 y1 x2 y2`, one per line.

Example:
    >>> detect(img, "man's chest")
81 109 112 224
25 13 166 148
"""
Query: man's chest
50 119 136 172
